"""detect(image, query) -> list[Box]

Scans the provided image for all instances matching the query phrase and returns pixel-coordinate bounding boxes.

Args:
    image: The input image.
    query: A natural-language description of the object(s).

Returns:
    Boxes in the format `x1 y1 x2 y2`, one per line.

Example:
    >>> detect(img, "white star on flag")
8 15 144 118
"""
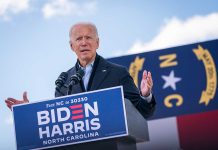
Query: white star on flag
162 70 182 90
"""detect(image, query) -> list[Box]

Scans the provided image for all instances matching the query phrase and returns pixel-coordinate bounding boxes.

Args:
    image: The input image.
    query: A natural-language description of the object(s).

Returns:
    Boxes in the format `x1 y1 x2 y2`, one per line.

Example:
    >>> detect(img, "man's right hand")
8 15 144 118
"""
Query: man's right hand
5 91 29 110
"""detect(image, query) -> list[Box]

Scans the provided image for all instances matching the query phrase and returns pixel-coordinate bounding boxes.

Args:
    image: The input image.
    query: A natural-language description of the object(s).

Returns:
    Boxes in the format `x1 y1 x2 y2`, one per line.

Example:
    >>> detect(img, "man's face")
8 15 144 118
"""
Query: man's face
70 24 99 66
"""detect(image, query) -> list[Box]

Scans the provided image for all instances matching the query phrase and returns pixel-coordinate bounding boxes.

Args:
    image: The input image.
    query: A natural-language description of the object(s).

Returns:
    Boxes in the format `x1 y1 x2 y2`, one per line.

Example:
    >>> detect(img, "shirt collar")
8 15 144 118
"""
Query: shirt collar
78 61 94 70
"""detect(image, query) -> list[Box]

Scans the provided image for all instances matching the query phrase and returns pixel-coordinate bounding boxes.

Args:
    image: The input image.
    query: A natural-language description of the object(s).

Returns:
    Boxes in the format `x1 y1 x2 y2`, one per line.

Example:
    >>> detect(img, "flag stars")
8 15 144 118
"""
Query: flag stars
162 70 182 90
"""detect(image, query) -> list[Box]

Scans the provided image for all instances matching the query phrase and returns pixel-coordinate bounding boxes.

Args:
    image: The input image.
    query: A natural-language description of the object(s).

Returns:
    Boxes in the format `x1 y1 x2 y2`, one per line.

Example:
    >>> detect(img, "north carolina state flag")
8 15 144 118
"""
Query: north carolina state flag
108 39 218 150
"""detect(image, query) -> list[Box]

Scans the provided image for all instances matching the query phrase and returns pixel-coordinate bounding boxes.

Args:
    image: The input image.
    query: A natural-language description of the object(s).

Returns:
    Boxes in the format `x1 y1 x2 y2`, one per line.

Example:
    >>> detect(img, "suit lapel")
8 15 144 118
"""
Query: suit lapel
90 66 110 90
89 56 110 91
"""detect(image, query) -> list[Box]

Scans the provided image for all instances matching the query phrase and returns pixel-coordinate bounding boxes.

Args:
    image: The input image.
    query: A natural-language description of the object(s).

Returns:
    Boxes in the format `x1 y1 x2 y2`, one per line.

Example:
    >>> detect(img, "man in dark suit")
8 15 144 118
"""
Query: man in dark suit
5 22 155 118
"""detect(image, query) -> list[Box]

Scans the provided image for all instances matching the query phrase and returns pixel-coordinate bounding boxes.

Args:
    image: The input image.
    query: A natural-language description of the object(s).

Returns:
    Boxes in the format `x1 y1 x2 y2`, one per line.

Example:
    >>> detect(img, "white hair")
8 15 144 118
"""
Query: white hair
69 22 99 39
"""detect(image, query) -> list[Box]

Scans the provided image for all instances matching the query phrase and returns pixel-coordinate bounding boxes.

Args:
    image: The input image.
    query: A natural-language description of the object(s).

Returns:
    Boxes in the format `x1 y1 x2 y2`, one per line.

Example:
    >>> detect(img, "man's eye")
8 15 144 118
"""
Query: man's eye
76 37 82 41
86 36 92 39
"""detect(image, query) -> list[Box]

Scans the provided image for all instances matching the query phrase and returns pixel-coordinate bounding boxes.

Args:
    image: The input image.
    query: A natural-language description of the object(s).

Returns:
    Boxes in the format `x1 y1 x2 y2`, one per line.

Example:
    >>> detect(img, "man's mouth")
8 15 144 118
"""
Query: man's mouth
80 49 89 52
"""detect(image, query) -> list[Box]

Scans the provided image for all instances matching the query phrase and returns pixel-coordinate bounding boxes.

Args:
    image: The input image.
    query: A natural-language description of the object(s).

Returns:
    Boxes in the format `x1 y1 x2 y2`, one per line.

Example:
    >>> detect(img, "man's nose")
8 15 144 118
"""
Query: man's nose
81 38 87 46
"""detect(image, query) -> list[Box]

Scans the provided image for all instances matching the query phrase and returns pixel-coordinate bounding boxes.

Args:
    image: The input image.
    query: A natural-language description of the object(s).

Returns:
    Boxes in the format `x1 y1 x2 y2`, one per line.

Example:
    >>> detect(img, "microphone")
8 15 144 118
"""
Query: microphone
67 69 85 95
55 72 68 95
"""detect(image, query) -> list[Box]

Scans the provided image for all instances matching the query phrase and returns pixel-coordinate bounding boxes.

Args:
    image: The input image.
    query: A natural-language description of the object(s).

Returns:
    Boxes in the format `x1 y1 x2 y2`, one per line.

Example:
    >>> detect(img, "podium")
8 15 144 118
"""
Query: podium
51 98 149 150
13 86 149 150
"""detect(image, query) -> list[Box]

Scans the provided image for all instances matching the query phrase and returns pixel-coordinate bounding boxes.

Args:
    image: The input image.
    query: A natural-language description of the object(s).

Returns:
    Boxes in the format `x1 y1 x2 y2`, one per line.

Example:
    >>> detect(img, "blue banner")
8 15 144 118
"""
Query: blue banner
108 39 218 120
13 86 128 150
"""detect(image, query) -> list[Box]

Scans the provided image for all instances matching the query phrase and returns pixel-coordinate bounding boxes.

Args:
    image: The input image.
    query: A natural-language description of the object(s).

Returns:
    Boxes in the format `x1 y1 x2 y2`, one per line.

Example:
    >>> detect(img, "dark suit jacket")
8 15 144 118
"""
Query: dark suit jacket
55 54 156 119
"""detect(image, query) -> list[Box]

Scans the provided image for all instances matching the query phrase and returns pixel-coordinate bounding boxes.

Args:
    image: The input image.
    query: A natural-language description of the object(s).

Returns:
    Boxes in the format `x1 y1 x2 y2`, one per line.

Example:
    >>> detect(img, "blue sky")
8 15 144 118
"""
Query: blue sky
0 0 218 149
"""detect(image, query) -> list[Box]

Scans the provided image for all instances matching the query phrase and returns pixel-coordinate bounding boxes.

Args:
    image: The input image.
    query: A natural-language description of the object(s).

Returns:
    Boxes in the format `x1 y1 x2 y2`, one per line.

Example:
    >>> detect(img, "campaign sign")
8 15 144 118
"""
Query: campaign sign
13 86 128 150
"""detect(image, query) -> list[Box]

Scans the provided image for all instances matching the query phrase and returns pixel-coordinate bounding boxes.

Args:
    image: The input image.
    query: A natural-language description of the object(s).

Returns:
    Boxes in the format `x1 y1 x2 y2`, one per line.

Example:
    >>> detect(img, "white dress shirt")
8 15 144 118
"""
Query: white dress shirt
79 62 94 90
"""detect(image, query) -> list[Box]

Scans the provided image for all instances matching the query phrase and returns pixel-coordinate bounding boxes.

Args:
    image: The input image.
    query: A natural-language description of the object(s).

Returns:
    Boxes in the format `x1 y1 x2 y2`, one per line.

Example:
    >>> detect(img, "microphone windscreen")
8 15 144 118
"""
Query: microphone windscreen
55 72 68 87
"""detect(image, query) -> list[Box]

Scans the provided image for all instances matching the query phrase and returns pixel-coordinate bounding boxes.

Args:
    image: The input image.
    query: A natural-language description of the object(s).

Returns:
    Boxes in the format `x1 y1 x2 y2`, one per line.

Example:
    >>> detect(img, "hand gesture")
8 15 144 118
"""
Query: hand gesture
5 91 29 110
140 70 153 97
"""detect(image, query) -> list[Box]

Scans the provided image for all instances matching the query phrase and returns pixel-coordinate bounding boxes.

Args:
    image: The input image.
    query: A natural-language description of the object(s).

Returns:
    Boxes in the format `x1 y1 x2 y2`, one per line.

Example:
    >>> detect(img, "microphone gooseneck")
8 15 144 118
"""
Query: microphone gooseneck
67 69 85 95
55 72 68 95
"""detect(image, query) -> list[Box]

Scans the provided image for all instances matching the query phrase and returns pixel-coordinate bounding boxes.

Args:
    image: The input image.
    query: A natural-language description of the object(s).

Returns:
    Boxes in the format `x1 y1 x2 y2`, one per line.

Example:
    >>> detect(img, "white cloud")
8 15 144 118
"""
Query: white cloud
127 12 218 54
0 0 30 21
42 0 97 19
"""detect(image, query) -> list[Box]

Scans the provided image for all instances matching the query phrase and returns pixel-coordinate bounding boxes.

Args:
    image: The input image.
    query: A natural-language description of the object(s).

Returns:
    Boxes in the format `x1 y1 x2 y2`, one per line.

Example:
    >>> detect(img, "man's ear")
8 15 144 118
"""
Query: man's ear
69 41 74 51
96 38 100 49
